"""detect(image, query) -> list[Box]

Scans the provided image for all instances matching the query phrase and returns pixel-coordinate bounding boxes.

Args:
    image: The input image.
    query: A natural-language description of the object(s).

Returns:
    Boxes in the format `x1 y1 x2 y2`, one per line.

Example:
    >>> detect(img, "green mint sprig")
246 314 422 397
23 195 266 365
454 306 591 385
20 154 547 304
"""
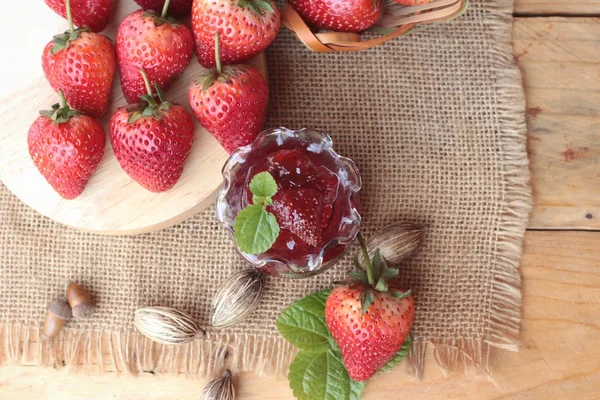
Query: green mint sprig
233 171 280 255
277 290 412 400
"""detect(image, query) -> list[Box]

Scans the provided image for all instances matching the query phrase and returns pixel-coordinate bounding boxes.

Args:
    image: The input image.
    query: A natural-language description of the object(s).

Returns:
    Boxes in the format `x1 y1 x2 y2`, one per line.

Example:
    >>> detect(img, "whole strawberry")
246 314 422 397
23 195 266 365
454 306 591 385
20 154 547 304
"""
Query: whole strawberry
134 0 193 16
191 0 280 68
42 0 116 117
325 235 415 381
189 34 268 153
44 0 115 32
110 69 195 192
116 1 194 104
28 91 105 200
289 0 383 32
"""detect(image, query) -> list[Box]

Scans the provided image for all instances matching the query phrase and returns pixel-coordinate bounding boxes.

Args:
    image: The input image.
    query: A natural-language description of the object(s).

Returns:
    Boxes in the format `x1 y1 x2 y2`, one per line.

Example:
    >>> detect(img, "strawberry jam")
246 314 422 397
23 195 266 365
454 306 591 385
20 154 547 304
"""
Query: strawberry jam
217 128 362 278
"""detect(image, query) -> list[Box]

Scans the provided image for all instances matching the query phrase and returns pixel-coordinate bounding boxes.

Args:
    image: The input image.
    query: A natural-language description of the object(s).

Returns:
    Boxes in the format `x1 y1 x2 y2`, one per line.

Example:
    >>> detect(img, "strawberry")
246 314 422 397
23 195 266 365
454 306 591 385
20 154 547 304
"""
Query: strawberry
116 1 194 104
44 0 115 32
325 235 415 381
134 0 193 16
110 69 195 193
289 0 383 33
394 0 432 4
270 188 323 247
191 0 280 68
42 0 116 117
28 91 105 200
188 33 268 153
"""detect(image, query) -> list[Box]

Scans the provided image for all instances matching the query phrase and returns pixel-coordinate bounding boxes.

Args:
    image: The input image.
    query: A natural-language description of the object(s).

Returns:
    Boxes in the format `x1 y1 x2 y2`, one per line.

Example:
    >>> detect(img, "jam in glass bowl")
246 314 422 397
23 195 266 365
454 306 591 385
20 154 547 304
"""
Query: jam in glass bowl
216 127 362 278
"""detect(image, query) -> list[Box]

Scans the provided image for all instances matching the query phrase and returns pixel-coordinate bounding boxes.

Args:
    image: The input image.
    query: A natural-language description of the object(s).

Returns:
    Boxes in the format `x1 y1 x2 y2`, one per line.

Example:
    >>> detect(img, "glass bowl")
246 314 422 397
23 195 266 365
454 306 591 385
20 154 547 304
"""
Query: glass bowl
216 127 362 278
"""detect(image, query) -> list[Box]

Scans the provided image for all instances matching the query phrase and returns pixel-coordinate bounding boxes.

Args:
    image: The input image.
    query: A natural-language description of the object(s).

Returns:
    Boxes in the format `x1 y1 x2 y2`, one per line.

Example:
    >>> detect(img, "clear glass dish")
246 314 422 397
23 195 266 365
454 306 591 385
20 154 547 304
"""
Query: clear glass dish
216 127 362 278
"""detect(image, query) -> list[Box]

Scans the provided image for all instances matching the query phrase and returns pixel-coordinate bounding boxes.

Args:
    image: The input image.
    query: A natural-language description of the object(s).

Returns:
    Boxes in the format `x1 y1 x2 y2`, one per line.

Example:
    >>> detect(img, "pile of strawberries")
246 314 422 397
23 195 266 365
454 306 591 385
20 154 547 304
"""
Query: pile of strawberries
30 0 279 199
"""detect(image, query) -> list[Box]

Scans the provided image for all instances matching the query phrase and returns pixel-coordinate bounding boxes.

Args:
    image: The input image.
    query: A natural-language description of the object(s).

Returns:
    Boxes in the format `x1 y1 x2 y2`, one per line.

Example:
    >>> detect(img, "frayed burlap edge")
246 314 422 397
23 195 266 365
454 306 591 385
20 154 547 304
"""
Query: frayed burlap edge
0 0 530 382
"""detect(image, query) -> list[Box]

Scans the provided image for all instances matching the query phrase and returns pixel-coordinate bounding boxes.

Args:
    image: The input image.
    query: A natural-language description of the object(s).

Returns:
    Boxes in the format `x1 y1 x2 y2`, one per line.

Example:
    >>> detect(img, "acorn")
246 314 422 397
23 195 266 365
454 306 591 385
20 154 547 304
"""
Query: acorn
41 298 72 341
66 282 96 318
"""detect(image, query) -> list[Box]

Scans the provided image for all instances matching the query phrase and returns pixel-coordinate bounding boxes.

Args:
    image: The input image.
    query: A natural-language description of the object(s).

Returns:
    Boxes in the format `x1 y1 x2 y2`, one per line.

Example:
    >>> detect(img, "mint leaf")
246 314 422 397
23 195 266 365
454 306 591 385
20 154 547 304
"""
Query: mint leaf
249 171 277 198
276 290 331 353
233 203 280 255
279 290 412 400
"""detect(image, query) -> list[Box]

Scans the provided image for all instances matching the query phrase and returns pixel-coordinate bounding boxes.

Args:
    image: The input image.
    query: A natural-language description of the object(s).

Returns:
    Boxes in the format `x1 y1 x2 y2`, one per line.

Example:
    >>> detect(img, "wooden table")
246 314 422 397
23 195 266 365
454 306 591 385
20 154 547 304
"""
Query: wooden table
1 1 599 398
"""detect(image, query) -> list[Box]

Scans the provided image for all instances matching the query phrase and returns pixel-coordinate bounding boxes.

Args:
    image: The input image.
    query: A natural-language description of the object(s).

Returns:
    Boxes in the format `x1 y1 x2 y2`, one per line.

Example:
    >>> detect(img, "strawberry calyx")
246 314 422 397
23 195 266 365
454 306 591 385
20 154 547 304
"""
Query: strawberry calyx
197 32 241 90
51 0 91 54
39 90 79 125
127 68 173 123
338 233 411 314
238 0 275 16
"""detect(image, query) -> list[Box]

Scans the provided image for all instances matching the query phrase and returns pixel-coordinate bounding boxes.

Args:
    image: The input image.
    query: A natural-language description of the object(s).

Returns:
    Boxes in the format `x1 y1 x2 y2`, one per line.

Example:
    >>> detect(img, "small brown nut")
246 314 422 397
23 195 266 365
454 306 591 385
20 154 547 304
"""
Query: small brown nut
66 282 96 318
41 298 72 341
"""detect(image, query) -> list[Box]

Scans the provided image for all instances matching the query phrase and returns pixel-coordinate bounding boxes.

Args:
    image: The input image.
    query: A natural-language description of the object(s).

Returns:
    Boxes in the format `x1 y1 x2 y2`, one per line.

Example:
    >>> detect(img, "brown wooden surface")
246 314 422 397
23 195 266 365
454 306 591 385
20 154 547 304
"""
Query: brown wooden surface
2 3 600 399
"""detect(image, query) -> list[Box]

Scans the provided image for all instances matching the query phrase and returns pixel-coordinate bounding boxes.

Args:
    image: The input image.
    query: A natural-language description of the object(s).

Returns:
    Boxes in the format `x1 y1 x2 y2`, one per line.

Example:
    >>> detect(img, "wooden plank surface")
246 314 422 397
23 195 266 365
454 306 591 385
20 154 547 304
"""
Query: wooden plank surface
1 231 599 399
515 17 600 229
515 0 600 15
2 11 600 400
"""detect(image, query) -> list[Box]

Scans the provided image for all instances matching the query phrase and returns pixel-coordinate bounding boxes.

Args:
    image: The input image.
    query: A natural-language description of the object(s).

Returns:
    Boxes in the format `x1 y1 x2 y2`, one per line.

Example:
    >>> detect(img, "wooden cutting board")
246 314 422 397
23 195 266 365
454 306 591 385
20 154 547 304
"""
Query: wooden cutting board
0 2 267 235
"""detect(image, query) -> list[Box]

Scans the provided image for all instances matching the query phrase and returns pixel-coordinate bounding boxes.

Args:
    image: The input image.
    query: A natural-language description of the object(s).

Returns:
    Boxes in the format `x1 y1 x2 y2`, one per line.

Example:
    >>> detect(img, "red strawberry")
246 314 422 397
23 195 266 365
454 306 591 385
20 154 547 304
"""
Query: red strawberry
325 237 415 381
188 33 268 153
289 0 383 33
42 0 116 117
191 0 280 68
134 0 193 16
394 0 432 4
270 188 323 247
44 0 115 32
110 70 194 193
28 92 105 200
116 4 194 104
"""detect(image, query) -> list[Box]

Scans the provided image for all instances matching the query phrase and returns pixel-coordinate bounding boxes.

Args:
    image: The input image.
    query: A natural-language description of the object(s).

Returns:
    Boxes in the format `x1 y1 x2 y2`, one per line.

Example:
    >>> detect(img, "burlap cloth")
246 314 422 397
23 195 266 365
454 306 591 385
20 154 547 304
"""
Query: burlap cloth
0 0 530 380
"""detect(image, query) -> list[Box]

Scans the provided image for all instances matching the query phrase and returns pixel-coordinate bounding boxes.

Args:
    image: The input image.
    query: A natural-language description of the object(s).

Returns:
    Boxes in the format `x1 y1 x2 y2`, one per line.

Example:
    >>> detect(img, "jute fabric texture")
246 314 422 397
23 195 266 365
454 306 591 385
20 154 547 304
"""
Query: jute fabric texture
0 0 530 379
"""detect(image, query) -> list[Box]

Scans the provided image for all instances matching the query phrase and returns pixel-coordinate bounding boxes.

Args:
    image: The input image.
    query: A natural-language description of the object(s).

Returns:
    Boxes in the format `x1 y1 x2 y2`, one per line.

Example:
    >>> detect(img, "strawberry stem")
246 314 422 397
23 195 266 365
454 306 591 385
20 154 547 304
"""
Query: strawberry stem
215 32 222 75
65 0 76 38
140 68 154 97
357 232 375 286
161 0 172 19
58 90 67 108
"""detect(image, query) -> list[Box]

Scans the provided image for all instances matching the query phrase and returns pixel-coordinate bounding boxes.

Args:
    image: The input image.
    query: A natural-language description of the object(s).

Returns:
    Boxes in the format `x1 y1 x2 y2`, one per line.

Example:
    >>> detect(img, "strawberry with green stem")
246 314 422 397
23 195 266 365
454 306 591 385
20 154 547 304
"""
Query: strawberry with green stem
116 0 194 104
44 0 115 33
42 0 116 117
28 90 106 200
110 69 195 193
188 32 268 154
191 0 280 68
325 232 415 382
134 0 193 16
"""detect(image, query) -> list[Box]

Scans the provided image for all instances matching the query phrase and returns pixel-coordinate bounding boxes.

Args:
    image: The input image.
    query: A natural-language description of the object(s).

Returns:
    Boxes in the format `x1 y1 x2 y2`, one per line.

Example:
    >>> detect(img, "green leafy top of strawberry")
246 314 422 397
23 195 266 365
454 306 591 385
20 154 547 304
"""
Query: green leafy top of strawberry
238 0 275 16
340 233 411 314
233 171 280 255
143 0 179 27
39 90 79 125
51 0 90 54
127 68 173 123
197 32 248 91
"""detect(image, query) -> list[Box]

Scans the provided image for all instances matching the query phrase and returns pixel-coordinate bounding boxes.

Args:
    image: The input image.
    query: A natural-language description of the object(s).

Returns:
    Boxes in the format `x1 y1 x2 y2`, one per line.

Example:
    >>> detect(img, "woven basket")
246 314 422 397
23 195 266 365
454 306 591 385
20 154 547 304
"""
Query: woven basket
282 0 469 52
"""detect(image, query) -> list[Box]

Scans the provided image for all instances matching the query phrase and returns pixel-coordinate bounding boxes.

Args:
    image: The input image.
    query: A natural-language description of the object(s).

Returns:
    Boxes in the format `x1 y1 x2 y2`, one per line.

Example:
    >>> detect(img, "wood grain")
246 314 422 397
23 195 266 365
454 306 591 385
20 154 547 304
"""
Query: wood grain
0 2 266 235
515 18 600 229
1 231 599 399
515 0 600 15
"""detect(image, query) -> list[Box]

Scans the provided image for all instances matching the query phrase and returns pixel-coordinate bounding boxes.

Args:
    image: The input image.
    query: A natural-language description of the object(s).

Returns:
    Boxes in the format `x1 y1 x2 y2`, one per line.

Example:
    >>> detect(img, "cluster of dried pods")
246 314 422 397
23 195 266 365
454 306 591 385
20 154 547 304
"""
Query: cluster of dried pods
42 282 96 340
131 221 425 399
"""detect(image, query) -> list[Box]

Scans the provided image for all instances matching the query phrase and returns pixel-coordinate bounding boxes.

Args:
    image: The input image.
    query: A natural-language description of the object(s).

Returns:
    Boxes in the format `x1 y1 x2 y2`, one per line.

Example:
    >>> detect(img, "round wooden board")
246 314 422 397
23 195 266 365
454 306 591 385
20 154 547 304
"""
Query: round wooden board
0 2 267 235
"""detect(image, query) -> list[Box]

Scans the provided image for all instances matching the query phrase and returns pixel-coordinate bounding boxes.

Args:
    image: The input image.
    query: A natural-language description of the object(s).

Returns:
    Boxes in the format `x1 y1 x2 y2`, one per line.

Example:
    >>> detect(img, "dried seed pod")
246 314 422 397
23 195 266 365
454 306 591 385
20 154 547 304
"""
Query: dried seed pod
365 222 426 265
211 269 266 329
66 282 96 318
134 306 205 345
41 298 72 341
201 369 235 400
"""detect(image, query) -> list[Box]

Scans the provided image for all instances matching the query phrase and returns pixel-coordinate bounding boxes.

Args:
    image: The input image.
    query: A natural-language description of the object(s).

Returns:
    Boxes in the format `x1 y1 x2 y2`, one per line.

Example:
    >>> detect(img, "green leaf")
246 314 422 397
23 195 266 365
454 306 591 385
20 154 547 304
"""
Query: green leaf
379 336 413 372
371 249 382 283
253 0 274 13
391 289 412 300
374 278 388 292
348 270 367 282
249 171 278 198
277 290 332 353
381 268 399 279
233 204 280 255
